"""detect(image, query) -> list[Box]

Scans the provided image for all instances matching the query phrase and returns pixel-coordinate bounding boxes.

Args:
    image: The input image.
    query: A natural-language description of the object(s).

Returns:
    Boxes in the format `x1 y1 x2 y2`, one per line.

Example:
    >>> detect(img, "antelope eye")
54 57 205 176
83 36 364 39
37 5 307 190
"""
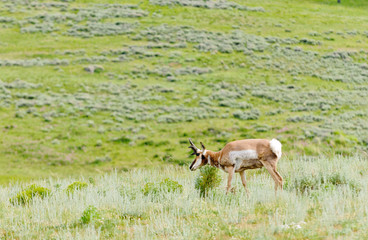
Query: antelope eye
196 153 200 156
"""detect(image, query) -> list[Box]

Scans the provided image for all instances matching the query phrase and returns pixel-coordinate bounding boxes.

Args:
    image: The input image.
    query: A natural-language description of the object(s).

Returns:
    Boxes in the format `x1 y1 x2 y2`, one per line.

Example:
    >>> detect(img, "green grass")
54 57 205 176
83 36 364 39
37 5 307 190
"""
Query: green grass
0 0 367 183
1 155 368 239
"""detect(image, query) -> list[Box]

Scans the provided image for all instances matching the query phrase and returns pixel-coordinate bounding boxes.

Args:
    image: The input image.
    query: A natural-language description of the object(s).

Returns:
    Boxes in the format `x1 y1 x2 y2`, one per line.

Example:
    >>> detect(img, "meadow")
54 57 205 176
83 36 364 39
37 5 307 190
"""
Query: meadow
1 0 368 238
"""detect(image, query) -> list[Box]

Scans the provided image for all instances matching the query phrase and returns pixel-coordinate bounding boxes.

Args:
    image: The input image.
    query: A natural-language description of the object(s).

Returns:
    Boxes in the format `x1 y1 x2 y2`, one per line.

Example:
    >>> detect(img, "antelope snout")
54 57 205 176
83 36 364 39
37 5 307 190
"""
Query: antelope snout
189 165 197 171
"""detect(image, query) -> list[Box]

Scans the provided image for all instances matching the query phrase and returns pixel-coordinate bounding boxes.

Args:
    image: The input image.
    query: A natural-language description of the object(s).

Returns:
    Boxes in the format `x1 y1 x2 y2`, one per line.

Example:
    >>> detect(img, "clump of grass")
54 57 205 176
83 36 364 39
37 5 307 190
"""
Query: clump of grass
142 178 183 196
9 184 51 205
80 205 101 224
194 166 222 197
66 181 88 194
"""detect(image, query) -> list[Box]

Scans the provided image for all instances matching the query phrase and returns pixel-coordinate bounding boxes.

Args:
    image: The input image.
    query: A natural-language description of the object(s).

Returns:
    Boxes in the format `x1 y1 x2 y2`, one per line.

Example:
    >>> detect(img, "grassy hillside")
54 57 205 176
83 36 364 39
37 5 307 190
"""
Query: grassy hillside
1 155 368 239
0 0 368 181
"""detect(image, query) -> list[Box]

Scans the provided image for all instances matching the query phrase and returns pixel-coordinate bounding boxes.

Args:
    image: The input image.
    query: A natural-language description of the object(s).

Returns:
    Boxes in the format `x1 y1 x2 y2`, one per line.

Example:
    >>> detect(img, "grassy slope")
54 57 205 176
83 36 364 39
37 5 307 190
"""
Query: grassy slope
0 0 367 182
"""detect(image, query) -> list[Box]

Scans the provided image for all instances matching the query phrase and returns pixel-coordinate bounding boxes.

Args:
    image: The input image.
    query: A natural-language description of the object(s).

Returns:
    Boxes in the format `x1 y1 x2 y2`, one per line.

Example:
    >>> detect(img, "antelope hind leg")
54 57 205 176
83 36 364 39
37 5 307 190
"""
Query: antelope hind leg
260 160 282 192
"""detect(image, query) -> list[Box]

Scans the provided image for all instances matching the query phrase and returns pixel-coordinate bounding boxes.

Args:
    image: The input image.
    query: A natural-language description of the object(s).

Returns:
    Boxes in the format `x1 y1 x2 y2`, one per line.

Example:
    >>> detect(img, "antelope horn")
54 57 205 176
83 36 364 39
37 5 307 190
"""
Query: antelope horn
200 142 206 150
188 138 199 154
188 138 198 149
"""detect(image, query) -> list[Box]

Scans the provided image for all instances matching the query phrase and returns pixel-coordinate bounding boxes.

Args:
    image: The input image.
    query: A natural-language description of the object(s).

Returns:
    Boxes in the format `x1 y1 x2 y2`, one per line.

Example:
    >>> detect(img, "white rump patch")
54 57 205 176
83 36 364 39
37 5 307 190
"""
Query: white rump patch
229 150 258 162
270 138 282 159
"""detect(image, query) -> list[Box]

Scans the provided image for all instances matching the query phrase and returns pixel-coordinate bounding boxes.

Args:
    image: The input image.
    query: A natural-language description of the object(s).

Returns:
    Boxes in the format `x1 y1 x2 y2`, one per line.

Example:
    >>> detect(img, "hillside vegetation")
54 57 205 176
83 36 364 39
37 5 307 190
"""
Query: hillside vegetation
1 155 368 239
0 0 368 181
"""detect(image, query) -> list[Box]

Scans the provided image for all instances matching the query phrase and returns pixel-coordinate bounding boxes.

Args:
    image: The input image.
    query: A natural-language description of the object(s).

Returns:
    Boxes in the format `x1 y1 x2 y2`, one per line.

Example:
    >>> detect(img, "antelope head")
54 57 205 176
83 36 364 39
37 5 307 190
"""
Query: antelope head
188 138 207 171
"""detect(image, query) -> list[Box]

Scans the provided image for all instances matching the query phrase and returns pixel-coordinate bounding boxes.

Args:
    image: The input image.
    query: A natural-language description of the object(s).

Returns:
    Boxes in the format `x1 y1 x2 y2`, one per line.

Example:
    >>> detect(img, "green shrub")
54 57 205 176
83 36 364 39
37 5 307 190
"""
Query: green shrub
80 205 101 224
66 181 88 194
195 166 222 197
10 184 51 205
142 178 183 196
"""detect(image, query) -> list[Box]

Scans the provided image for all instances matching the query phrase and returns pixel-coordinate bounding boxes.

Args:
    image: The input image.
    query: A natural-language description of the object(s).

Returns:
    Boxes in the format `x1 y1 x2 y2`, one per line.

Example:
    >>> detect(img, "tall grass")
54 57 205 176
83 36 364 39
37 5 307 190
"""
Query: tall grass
1 155 368 239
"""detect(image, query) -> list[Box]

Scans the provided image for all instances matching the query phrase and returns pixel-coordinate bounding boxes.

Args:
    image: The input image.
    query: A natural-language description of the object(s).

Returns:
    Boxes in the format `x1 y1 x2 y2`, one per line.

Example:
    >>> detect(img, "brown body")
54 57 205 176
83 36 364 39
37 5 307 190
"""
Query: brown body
189 138 283 193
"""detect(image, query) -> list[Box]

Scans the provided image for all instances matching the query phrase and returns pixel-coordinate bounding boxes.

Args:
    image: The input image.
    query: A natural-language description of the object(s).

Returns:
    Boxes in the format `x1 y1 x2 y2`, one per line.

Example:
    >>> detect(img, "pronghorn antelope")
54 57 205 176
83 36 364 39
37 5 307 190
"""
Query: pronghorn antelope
189 138 283 193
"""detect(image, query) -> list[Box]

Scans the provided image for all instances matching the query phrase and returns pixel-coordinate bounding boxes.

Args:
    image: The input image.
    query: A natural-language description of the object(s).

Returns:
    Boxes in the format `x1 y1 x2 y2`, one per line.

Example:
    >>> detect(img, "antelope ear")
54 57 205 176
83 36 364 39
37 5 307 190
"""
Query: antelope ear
200 142 206 149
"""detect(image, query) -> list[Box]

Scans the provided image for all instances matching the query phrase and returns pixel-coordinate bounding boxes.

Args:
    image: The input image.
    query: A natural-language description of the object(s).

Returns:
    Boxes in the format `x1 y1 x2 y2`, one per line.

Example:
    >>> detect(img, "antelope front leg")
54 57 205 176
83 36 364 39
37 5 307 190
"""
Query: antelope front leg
226 166 235 194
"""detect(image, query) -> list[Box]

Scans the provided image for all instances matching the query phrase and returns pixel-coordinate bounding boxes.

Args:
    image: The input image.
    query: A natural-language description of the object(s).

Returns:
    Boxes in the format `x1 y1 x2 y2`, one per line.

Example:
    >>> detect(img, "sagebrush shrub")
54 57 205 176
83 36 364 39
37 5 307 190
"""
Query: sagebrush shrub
66 22 136 38
10 184 51 205
195 166 222 197
233 109 260 120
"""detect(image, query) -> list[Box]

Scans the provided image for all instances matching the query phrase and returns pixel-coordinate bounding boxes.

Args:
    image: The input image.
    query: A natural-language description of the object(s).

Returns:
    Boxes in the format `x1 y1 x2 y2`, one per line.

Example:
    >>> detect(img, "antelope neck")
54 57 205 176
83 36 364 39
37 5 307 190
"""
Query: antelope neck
205 150 221 167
